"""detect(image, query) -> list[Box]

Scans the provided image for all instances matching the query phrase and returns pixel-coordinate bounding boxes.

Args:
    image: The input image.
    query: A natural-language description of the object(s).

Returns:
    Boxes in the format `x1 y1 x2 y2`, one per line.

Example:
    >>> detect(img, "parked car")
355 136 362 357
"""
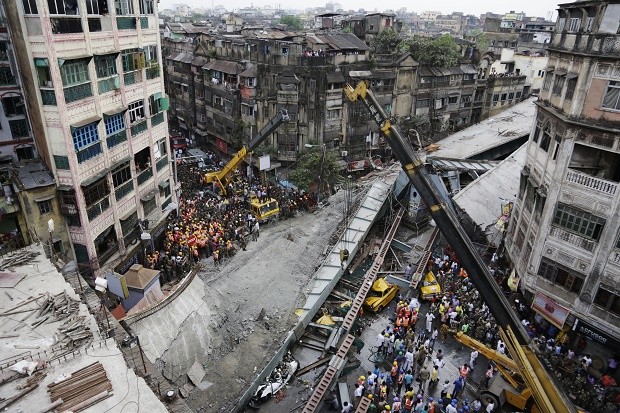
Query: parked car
364 278 399 312
420 271 441 300
170 135 187 151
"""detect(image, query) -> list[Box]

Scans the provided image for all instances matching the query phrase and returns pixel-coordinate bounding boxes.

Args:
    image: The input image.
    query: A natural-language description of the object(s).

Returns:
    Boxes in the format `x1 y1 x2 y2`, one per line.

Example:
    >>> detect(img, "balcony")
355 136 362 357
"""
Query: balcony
98 75 120 94
146 66 160 80
50 17 82 34
116 16 137 30
137 168 153 186
40 88 57 105
106 129 127 149
565 169 618 196
97 242 119 265
87 196 110 221
130 120 147 137
63 82 93 103
115 180 134 200
277 90 299 102
151 112 164 127
156 155 168 171
124 70 143 86
76 142 102 164
549 226 596 252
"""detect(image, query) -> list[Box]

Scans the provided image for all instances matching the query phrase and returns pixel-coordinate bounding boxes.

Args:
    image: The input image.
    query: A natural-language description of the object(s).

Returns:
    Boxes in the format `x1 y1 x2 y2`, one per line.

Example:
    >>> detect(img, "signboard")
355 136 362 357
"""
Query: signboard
573 319 620 353
259 155 271 171
531 291 570 328
187 235 197 246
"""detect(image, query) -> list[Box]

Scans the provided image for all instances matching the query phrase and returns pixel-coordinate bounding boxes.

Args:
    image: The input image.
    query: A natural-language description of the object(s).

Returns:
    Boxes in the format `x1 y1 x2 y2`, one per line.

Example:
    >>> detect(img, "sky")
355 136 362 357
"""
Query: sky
159 0 561 20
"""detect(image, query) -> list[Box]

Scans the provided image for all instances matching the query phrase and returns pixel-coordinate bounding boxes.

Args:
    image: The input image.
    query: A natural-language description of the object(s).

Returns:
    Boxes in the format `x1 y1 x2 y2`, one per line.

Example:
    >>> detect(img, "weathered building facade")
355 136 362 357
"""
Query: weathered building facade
506 0 620 348
6 0 174 278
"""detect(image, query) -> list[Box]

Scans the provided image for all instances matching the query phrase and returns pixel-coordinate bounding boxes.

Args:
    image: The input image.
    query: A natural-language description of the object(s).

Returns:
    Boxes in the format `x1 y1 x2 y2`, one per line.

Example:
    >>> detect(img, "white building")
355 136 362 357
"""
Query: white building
5 0 175 279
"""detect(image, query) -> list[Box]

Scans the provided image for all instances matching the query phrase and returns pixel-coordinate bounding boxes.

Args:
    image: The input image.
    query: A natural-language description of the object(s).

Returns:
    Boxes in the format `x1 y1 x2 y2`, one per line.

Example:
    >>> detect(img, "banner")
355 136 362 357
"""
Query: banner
531 291 570 328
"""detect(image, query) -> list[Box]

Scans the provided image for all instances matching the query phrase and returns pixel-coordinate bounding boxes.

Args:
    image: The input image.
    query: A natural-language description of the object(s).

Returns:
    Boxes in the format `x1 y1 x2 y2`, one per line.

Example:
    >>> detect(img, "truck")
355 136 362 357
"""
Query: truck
204 110 289 196
343 81 576 413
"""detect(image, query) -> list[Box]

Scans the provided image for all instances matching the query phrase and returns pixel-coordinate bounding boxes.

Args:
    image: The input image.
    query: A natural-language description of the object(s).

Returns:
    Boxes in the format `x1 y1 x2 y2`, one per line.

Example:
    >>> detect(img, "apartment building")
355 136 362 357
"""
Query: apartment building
5 0 174 279
507 0 620 351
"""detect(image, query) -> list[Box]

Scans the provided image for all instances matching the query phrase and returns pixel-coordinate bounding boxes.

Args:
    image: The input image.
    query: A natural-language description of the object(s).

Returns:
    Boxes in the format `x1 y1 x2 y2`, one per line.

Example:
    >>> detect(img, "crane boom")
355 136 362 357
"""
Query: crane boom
205 110 290 194
344 81 574 413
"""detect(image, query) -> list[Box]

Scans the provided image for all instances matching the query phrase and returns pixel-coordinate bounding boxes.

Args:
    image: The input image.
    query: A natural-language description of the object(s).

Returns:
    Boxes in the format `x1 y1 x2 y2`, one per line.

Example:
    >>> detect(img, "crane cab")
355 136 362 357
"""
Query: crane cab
250 197 279 222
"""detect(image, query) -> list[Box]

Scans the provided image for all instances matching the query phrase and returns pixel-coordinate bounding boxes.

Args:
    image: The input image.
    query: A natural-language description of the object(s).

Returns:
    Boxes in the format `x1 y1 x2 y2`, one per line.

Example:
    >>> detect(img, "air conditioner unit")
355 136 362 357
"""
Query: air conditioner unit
341 151 348 157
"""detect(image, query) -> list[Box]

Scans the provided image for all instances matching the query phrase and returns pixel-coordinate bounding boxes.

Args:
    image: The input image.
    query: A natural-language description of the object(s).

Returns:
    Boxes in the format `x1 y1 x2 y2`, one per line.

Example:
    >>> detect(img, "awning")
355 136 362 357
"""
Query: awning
94 51 120 58
58 55 93 66
141 190 157 201
34 194 55 202
554 69 567 76
240 66 257 77
120 208 137 220
153 92 162 100
34 58 49 67
326 72 345 83
57 184 74 191
103 107 127 117
70 116 101 131
81 170 108 187
158 180 170 189
566 73 578 80
194 128 208 136
109 155 131 171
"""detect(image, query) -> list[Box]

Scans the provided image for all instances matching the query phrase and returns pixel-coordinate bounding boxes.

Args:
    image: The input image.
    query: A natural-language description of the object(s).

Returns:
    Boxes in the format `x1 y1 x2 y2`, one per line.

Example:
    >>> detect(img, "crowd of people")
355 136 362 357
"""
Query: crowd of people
140 149 318 281
344 248 620 413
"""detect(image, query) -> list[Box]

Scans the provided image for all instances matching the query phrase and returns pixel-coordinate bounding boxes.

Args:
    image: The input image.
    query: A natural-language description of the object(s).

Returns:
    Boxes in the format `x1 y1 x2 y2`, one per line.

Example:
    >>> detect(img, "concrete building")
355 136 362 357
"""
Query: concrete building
0 2 36 163
5 0 174 279
506 0 620 352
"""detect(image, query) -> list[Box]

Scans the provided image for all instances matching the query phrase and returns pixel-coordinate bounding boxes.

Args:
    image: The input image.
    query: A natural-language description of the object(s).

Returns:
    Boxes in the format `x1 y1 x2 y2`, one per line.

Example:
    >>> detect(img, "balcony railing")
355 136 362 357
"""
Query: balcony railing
76 142 102 163
156 155 168 171
130 120 147 137
137 168 153 186
115 180 134 200
151 112 164 127
116 16 136 30
277 90 299 101
549 226 596 252
97 242 119 265
98 75 120 94
64 82 93 103
87 196 110 221
124 70 143 86
40 88 57 105
106 129 127 149
565 169 618 196
146 66 160 80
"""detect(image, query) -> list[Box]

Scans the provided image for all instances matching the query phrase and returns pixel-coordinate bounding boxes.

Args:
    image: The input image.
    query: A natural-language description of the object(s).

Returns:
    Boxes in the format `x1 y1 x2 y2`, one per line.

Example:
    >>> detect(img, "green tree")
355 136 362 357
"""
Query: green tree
289 148 342 194
278 15 302 30
403 34 461 68
372 28 403 54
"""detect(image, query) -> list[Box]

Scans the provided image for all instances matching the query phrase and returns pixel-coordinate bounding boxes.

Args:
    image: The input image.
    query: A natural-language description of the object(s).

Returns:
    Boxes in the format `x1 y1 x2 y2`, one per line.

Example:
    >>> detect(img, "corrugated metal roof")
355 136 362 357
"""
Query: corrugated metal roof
371 70 397 79
240 66 257 77
317 33 369 51
460 64 477 74
16 161 55 190
326 71 345 83
168 52 193 64
192 56 206 67
203 59 242 74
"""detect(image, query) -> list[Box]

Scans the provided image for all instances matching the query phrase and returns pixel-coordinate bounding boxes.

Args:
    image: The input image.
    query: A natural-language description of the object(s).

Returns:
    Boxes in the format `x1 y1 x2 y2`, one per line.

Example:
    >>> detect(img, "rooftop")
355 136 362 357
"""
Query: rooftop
14 161 55 190
0 245 165 412
427 97 536 160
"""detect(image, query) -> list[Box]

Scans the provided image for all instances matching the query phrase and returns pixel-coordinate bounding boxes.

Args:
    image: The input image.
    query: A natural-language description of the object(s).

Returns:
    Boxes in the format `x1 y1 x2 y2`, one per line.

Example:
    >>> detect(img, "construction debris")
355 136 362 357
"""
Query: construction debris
0 250 40 270
47 361 112 412
0 370 46 410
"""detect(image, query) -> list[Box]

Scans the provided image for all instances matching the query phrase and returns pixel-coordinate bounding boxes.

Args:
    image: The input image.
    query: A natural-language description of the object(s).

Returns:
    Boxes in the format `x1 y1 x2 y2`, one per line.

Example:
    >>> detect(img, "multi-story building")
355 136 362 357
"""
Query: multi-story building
507 0 620 352
5 0 174 279
0 2 35 162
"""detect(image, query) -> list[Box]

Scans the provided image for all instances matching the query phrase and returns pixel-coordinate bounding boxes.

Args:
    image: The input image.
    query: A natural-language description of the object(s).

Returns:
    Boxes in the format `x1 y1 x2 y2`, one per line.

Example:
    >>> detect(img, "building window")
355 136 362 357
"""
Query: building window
568 17 581 32
416 99 429 108
448 96 458 104
552 202 606 241
48 0 79 15
492 94 499 102
115 0 135 15
22 0 38 13
552 134 562 160
85 0 108 14
2 97 25 117
72 122 100 150
244 77 256 87
60 59 90 86
516 91 522 99
537 258 584 294
508 92 515 100
121 212 138 237
540 127 551 151
542 72 553 91
537 70 545 77
139 0 153 14
112 162 131 186
602 81 620 111
565 77 577 101
128 100 145 123
16 146 34 160
104 113 125 135
54 155 70 169
242 104 255 116
327 108 341 119
37 199 53 215
95 55 117 78
121 49 144 72
142 197 156 216
552 75 565 96
83 177 109 206
0 67 16 86
594 285 620 317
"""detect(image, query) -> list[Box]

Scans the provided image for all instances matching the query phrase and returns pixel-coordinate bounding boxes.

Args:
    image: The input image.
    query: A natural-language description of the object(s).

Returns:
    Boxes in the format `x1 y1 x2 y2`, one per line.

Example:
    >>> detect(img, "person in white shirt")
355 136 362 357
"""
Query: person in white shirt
470 350 479 368
486 400 495 412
